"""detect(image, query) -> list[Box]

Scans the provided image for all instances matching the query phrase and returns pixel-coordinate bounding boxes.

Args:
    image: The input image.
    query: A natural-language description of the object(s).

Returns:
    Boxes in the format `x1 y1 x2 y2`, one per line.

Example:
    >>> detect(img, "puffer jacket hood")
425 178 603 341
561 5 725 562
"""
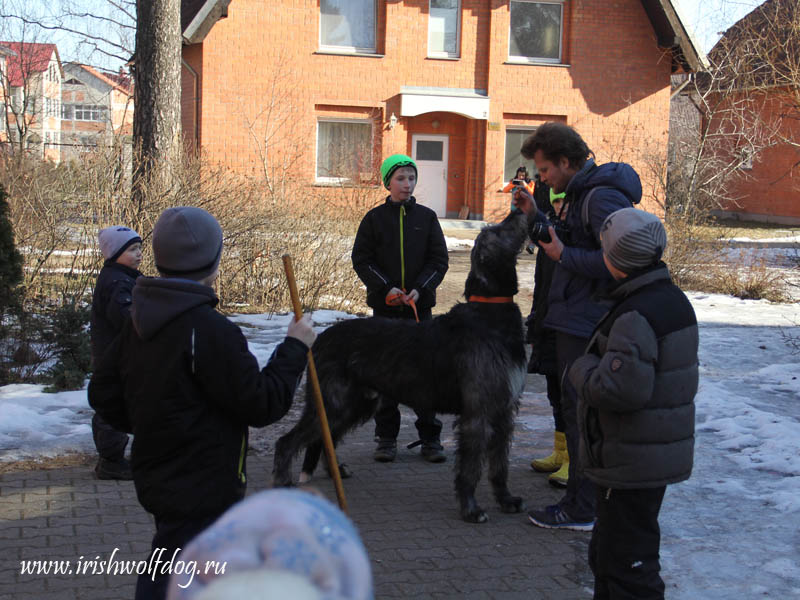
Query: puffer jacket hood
131 277 218 340
566 160 643 206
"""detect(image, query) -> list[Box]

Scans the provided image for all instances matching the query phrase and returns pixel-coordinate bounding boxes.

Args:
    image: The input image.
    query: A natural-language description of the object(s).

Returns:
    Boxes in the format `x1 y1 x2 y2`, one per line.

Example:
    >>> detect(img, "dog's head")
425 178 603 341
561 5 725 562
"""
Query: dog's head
464 210 529 299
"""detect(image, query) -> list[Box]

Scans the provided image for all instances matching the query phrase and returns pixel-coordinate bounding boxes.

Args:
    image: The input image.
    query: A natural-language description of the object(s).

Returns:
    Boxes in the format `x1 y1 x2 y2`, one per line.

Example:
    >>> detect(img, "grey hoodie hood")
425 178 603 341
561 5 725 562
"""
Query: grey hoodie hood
131 277 218 340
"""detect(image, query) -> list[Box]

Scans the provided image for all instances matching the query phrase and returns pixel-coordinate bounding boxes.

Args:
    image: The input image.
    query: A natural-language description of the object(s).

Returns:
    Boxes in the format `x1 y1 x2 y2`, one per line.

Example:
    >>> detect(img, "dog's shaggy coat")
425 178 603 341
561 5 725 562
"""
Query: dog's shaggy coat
273 211 530 523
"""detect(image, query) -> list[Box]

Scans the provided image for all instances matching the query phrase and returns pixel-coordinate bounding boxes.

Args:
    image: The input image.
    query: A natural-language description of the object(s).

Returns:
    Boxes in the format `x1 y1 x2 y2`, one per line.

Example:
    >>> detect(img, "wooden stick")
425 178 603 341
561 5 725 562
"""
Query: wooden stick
281 254 348 513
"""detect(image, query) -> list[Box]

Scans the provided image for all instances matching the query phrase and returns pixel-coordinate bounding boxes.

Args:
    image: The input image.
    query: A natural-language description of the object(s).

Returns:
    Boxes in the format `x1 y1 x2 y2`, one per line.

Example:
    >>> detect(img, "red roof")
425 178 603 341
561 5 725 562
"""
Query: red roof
79 63 133 94
0 42 59 87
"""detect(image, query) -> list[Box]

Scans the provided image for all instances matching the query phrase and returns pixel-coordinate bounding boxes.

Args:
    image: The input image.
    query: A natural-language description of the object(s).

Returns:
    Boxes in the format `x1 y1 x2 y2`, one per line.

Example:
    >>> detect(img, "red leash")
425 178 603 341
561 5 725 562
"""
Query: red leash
468 295 514 304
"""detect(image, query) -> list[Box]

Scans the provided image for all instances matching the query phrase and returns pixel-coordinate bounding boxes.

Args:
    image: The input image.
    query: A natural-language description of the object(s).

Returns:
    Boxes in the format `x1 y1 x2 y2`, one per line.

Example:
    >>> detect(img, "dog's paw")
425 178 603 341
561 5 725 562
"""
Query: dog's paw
298 471 313 484
462 508 489 524
271 474 294 488
499 496 525 514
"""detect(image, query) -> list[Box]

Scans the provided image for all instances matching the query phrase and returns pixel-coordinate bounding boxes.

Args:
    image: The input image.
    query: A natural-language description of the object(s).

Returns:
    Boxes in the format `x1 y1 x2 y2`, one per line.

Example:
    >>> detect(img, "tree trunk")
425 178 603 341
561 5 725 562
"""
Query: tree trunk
131 0 182 219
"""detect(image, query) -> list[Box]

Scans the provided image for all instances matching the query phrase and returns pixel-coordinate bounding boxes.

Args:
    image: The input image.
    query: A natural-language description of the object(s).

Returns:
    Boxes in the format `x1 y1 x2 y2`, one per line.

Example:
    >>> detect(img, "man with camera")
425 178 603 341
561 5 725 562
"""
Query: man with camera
513 122 642 532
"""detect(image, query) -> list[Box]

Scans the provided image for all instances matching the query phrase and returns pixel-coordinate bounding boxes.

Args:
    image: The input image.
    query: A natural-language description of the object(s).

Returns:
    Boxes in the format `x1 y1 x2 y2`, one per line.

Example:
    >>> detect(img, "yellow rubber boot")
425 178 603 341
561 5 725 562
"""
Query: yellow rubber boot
548 449 569 488
530 431 566 473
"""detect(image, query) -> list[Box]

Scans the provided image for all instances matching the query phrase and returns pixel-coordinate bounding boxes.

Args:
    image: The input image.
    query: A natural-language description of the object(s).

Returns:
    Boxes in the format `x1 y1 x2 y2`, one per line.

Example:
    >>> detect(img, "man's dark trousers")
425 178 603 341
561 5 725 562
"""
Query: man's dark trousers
556 331 596 521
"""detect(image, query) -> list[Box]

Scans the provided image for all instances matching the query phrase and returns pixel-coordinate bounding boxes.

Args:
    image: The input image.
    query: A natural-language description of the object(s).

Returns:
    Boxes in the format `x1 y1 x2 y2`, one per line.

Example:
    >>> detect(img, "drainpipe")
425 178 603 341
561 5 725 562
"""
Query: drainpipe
181 58 200 154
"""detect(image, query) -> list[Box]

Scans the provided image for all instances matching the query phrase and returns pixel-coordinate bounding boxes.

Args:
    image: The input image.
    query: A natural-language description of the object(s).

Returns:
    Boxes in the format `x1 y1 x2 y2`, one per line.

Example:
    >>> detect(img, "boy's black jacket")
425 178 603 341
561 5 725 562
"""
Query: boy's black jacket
90 260 142 365
88 277 308 520
352 196 448 311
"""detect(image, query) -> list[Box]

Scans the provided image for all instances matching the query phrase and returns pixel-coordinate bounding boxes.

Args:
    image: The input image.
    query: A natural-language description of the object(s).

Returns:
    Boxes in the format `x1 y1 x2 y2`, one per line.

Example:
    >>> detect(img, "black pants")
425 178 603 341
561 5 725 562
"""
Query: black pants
91 413 129 462
556 331 595 521
544 371 564 432
371 304 442 443
134 513 220 600
590 486 667 600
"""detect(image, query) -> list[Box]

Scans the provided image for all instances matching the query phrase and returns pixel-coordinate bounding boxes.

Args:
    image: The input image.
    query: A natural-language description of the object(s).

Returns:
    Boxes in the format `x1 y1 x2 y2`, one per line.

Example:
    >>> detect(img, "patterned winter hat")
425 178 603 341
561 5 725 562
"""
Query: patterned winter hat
600 208 667 273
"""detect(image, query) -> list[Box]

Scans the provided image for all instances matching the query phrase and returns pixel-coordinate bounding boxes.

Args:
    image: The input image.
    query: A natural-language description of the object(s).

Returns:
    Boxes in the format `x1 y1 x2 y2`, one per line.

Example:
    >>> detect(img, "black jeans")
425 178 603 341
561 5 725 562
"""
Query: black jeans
134 513 220 600
371 303 442 444
590 486 667 600
544 371 564 432
555 331 596 521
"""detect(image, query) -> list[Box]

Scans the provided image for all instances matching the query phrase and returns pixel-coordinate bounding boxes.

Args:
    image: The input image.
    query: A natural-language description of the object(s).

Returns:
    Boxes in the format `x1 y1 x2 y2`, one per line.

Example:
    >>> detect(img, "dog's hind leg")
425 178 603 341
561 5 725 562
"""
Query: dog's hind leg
298 441 323 483
272 407 321 487
487 410 524 514
454 415 489 523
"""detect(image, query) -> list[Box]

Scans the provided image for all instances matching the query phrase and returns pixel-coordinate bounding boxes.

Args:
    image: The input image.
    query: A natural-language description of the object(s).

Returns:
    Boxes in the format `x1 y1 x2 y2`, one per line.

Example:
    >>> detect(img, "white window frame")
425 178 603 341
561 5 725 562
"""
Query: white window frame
319 0 377 54
74 104 107 122
428 0 461 59
508 0 564 64
315 117 374 185
503 125 538 183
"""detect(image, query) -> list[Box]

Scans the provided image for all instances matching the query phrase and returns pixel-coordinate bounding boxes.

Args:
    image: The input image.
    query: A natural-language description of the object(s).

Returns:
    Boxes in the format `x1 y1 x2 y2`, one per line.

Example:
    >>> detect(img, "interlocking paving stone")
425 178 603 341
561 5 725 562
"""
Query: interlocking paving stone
0 373 594 598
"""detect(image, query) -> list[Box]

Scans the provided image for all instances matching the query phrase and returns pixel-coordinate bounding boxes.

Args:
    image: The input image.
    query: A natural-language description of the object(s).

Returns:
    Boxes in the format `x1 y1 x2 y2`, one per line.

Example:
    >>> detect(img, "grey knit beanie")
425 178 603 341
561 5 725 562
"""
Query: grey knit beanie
152 207 223 281
98 226 141 261
600 208 667 273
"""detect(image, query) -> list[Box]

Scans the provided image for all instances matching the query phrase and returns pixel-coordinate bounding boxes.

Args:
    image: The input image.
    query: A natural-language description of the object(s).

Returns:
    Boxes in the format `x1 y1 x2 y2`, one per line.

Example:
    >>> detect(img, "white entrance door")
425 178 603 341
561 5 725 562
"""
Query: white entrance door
412 134 448 217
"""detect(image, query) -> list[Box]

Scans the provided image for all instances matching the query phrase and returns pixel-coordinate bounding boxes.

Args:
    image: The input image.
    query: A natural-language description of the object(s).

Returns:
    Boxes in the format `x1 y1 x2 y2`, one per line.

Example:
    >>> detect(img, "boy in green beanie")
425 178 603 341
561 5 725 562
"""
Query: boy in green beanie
351 154 449 463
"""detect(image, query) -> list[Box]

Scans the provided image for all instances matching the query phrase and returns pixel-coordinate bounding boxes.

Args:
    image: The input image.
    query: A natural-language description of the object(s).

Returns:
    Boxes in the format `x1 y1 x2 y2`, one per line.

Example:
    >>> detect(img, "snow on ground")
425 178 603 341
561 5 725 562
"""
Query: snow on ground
445 235 475 250
1 291 799 596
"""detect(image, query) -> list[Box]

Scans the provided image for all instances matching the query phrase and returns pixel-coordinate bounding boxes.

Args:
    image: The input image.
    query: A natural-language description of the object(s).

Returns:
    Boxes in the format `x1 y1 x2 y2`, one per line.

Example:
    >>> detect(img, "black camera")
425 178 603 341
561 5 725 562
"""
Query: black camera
529 219 569 244
511 178 524 185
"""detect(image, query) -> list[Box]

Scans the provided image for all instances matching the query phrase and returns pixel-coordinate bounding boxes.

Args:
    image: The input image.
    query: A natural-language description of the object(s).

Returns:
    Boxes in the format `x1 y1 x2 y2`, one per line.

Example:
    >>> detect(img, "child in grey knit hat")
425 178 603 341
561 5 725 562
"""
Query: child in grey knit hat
569 207 698 598
89 207 317 600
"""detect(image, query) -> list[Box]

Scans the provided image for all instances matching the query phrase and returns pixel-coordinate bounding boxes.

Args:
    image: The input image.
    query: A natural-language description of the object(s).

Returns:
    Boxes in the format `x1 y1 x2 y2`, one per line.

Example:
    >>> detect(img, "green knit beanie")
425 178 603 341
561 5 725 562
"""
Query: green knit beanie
380 154 417 190
550 188 566 204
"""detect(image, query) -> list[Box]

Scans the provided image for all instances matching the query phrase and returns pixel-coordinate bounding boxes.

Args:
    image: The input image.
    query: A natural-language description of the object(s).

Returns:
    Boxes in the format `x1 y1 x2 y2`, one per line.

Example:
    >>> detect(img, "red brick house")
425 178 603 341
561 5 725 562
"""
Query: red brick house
180 0 702 220
705 0 800 225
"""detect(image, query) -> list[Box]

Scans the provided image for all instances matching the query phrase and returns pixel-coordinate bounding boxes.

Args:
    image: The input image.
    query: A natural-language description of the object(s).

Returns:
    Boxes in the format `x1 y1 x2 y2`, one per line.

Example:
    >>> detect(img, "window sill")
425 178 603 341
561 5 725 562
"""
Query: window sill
314 50 384 59
426 55 460 61
504 60 571 68
313 180 380 189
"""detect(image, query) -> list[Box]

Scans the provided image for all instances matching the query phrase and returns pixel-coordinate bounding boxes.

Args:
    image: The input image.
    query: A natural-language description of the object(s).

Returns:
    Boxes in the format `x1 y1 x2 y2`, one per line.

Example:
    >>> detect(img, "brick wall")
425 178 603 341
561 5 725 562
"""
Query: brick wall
185 0 673 220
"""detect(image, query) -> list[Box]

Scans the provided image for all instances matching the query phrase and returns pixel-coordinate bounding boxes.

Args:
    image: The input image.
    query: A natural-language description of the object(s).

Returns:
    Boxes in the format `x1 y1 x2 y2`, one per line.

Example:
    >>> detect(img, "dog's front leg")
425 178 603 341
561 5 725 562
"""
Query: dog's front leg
487 420 524 514
454 417 489 523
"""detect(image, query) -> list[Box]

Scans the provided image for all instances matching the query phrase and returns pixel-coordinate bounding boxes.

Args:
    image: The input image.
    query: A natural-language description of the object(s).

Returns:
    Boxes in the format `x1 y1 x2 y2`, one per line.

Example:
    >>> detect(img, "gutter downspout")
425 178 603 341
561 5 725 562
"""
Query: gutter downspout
181 58 200 155
670 73 694 100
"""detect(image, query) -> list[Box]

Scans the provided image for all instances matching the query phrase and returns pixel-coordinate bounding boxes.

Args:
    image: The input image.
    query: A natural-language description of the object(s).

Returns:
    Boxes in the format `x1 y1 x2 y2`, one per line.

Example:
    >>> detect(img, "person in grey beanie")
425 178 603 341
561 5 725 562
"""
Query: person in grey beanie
568 207 698 599
89 207 317 600
89 225 143 480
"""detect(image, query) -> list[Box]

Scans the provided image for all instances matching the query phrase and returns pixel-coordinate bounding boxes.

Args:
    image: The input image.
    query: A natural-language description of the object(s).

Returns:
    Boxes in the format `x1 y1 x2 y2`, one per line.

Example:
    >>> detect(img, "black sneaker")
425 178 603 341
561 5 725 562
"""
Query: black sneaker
527 504 593 532
420 441 446 463
373 439 397 462
94 458 133 481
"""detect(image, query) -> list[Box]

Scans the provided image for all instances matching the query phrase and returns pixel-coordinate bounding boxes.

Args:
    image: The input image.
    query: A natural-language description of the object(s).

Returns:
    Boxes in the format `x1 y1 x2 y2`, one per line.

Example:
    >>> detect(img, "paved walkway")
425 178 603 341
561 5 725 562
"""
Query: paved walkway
0 374 594 599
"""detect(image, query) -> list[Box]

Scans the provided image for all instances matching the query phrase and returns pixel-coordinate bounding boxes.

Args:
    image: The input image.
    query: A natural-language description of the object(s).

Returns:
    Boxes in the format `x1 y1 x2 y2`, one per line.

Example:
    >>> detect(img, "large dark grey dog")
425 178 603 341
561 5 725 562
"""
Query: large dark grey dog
272 210 529 523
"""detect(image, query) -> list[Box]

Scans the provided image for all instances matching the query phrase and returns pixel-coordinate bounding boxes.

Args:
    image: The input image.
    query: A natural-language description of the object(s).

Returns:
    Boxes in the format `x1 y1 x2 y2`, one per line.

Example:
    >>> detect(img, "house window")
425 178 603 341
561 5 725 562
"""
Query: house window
320 0 376 53
316 119 373 183
504 127 537 182
74 105 107 121
509 1 564 64
428 0 460 58
62 104 73 120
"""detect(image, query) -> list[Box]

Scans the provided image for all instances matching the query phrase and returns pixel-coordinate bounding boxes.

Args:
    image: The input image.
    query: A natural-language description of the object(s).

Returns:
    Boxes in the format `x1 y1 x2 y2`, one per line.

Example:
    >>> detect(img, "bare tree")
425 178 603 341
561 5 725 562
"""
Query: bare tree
130 0 182 223
669 0 798 217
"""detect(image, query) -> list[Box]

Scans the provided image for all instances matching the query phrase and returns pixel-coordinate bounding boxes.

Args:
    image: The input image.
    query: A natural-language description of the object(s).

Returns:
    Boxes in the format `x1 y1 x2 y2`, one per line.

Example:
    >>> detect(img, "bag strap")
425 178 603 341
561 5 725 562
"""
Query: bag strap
580 185 614 238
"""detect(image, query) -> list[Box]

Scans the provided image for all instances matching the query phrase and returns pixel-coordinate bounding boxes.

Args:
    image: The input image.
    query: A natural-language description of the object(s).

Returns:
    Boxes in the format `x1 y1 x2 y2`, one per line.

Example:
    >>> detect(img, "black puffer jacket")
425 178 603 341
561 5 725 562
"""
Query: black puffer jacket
88 277 308 520
90 260 142 365
352 197 448 311
568 263 698 489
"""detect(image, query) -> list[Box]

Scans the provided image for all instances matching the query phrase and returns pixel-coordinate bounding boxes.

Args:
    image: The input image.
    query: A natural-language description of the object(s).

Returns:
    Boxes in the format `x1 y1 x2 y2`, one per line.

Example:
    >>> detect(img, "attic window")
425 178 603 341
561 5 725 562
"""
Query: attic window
509 0 564 64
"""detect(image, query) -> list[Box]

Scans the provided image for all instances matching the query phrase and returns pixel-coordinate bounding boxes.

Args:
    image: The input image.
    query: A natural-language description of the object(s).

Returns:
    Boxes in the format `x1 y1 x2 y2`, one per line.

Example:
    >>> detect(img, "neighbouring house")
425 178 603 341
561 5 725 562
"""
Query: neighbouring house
179 0 703 220
60 63 134 162
0 42 62 162
703 0 800 225
0 46 15 143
